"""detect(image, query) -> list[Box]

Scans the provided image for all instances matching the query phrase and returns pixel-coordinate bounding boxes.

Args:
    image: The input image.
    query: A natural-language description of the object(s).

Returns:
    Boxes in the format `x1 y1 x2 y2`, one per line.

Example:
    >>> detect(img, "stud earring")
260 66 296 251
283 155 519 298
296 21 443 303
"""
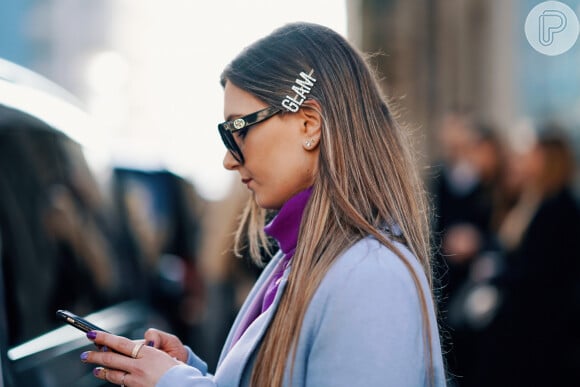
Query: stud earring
305 138 316 148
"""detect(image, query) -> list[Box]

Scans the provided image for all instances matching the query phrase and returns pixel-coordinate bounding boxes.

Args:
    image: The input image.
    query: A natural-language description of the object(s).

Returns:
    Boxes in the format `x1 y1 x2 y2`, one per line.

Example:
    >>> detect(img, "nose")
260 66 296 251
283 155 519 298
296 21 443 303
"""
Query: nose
223 150 240 170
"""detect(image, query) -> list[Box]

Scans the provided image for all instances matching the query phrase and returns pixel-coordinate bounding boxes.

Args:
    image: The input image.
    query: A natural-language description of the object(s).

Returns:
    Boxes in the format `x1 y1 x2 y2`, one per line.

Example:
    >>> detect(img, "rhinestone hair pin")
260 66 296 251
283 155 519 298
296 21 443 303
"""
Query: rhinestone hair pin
281 69 316 112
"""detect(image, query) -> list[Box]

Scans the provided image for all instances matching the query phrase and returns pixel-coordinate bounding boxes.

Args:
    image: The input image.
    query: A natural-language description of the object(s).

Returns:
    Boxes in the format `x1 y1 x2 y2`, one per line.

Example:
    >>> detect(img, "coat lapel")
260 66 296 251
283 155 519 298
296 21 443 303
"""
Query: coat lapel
215 252 291 385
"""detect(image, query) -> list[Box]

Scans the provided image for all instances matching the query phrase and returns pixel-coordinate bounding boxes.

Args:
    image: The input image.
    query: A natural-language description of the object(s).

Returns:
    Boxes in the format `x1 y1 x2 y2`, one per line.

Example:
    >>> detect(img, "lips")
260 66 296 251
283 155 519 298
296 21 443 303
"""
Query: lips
241 178 252 185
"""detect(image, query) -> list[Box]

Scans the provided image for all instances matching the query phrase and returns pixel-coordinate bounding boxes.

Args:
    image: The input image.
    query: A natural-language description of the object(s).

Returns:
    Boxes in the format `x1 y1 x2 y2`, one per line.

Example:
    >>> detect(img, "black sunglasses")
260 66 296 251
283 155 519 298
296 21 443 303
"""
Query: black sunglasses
218 105 282 164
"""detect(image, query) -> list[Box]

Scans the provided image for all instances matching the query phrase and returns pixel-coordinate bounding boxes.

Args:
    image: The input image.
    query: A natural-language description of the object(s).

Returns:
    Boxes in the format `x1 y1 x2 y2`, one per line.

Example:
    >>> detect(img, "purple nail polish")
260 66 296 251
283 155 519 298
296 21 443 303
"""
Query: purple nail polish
101 346 108 352
80 351 89 361
86 331 97 340
147 340 155 347
93 367 102 376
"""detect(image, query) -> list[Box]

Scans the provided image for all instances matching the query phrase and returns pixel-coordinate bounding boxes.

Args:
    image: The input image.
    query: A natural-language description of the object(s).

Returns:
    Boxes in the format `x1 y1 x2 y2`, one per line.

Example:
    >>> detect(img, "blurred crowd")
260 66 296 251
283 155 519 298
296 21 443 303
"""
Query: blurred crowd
430 112 580 386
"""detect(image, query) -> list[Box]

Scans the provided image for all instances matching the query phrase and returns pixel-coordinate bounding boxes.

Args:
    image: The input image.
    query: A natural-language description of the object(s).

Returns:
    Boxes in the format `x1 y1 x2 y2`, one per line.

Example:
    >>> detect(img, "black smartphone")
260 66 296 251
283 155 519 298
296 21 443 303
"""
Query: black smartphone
56 310 110 334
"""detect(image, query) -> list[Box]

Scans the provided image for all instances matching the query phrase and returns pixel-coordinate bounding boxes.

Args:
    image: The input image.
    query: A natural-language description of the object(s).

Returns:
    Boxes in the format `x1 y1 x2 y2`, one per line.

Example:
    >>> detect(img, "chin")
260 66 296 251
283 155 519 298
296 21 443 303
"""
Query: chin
254 194 283 210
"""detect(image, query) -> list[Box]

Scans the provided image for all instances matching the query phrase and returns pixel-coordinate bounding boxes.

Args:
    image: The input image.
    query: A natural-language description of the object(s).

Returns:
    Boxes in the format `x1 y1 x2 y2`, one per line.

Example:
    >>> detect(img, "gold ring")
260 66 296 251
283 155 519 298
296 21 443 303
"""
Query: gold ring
102 368 110 383
131 343 144 359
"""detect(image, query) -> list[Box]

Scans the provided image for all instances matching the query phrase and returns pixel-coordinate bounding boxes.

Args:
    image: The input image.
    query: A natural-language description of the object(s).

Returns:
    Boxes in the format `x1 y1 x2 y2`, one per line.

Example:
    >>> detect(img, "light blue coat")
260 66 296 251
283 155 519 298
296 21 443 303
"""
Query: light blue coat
156 236 447 386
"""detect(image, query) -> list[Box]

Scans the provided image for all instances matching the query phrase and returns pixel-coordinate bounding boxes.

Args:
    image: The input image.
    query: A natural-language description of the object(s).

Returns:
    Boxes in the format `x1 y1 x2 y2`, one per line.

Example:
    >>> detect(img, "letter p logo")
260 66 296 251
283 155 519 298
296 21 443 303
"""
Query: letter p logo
525 1 579 56
539 9 567 46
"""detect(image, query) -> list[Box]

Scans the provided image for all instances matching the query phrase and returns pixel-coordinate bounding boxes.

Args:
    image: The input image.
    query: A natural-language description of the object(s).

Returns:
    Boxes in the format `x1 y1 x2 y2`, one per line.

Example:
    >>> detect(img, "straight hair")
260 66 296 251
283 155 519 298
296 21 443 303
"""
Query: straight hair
221 22 436 386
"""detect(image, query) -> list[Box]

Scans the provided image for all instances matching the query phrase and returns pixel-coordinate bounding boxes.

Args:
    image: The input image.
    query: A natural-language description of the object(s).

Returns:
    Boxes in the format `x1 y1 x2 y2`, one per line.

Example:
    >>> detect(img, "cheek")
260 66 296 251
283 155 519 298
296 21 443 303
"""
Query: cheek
248 155 313 209
251 162 291 209
244 124 316 208
267 160 317 207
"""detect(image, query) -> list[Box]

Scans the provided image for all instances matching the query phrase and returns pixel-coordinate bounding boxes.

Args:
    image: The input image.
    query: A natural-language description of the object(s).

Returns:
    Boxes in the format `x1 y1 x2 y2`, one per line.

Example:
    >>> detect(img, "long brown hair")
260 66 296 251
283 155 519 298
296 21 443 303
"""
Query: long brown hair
221 22 436 386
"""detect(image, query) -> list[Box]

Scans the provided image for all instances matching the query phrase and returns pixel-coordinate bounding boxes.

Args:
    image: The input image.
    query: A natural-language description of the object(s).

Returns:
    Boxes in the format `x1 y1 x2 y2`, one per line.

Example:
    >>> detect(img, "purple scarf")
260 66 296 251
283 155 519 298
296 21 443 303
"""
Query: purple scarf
261 186 313 312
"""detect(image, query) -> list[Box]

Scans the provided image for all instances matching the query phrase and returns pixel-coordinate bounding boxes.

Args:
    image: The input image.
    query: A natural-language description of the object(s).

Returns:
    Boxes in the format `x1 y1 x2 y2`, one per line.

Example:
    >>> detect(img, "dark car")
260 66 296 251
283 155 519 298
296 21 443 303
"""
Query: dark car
0 59 201 387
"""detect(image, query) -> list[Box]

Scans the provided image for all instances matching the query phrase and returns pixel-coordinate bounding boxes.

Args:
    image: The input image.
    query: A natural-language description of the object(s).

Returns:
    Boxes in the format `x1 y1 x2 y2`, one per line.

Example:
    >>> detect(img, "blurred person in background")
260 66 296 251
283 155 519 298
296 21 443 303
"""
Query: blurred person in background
431 112 506 385
432 113 504 293
480 125 580 386
78 22 446 386
0 111 121 345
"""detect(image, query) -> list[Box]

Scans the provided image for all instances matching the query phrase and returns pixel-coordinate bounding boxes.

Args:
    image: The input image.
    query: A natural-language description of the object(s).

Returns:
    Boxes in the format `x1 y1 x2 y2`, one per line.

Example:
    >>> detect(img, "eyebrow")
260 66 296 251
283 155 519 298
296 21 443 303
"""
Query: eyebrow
224 113 243 122
224 107 265 122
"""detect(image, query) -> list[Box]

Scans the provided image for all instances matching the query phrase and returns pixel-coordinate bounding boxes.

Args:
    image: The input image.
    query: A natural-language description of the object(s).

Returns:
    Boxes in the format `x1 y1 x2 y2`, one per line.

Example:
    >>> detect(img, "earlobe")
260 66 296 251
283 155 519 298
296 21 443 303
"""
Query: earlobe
300 100 322 147
303 137 319 150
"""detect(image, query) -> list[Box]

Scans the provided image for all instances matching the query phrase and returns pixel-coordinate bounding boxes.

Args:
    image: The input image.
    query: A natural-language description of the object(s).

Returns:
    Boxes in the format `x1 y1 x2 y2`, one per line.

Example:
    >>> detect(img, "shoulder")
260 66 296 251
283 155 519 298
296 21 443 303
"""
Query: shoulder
531 189 580 234
305 236 432 328
321 236 428 298
537 188 578 214
294 236 444 385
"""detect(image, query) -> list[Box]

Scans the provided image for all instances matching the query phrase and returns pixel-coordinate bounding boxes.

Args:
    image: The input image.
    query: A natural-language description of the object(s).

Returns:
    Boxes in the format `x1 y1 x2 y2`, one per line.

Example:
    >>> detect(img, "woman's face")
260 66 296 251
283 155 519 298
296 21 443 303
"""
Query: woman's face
222 82 319 210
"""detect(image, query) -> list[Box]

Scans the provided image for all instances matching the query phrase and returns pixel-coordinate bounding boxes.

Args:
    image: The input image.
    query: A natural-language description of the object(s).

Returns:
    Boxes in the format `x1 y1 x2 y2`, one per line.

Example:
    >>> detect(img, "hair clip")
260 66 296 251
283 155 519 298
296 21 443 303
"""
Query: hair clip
281 69 316 112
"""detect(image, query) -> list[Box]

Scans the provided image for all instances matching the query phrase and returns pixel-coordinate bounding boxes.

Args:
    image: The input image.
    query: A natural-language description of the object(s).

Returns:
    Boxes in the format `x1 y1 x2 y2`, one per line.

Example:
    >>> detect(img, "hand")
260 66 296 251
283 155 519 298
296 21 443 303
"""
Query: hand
143 328 189 363
82 331 181 387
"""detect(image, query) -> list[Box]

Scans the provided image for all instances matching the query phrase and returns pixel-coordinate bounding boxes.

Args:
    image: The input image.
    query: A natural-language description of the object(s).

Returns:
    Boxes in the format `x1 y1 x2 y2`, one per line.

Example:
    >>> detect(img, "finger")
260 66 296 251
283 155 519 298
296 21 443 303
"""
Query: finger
144 328 163 349
82 349 134 371
93 367 128 386
144 329 187 362
87 331 144 358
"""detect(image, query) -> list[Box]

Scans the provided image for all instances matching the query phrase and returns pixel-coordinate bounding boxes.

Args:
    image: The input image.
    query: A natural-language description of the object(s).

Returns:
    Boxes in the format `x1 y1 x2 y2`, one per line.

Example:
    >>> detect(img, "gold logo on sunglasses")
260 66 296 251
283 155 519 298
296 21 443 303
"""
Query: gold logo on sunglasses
233 118 246 130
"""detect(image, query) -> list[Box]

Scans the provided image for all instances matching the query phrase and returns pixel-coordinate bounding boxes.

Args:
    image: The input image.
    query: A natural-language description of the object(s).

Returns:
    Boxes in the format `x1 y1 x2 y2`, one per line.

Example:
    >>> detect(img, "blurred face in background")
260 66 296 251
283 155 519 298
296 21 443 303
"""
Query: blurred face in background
437 113 476 165
524 145 545 188
466 137 502 183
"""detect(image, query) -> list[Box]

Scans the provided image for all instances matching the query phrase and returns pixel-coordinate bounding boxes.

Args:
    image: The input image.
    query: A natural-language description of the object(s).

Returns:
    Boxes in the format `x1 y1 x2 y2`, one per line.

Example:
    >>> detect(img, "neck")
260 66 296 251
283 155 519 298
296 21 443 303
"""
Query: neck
264 187 313 255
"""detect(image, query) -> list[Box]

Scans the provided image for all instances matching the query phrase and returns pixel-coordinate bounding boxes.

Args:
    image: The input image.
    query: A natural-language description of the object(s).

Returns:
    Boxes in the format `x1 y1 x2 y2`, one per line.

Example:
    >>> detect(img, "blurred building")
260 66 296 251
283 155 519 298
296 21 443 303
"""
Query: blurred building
348 0 580 174
3 0 579 171
0 0 112 98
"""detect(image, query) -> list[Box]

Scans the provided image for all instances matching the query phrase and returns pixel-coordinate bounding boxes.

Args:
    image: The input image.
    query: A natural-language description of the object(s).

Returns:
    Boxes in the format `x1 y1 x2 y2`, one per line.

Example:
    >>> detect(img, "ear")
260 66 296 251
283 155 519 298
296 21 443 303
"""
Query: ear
299 99 322 150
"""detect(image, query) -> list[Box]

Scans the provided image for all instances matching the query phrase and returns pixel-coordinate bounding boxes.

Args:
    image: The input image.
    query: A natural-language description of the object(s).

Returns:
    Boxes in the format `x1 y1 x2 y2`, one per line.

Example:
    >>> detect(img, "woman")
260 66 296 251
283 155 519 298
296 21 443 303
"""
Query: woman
81 22 446 386
481 128 580 386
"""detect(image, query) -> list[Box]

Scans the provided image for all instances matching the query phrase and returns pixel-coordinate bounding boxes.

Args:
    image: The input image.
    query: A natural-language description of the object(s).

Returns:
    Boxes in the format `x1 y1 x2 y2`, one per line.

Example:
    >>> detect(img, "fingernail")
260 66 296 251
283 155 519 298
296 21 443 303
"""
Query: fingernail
101 346 108 352
93 367 103 376
80 351 89 361
86 331 97 340
147 340 155 347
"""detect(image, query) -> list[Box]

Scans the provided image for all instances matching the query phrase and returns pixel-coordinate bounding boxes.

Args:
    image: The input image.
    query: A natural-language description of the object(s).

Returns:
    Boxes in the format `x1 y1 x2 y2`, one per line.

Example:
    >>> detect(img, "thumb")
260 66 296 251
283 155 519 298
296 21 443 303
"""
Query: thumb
143 328 162 349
